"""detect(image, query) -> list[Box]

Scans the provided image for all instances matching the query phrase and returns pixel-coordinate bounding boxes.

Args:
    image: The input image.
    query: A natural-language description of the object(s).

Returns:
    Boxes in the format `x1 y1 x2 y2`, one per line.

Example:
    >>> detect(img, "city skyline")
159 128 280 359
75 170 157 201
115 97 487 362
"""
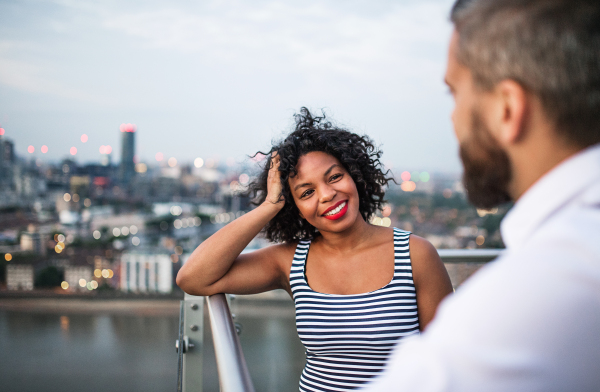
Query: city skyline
0 0 460 173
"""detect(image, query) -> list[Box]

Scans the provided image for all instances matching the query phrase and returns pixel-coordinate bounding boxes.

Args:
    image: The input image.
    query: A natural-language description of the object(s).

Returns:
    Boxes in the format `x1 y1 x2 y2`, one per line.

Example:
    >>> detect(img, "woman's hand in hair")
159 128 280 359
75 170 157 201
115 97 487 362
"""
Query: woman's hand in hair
264 152 285 207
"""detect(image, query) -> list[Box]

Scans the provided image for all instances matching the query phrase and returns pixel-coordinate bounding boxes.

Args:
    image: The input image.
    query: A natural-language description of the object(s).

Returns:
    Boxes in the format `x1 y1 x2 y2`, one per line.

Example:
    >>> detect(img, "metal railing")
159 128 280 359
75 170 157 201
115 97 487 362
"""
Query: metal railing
176 249 504 391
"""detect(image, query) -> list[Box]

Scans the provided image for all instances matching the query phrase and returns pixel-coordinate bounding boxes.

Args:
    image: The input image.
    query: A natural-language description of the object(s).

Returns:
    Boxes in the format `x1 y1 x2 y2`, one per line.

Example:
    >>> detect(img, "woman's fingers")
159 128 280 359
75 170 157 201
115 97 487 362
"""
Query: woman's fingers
266 152 284 205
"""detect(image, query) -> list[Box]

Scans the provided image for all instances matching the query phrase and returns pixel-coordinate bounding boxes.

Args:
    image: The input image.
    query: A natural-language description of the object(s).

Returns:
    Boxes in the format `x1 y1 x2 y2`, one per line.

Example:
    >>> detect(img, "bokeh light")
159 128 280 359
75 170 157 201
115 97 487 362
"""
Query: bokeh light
79 279 86 287
400 171 411 182
194 158 204 168
5 253 12 261
135 163 147 173
63 193 71 202
72 194 80 202
41 145 48 153
101 269 109 278
129 225 138 235
94 269 102 278
70 147 77 155
382 205 392 217
443 189 453 198
81 134 88 143
84 198 92 207
381 217 392 227
0 128 4 135
93 230 101 239
168 157 177 167
239 173 250 185
476 235 485 246
132 236 140 246
411 172 420 182
61 281 69 290
120 123 137 132
121 226 129 236
113 228 121 237
155 152 164 161
401 181 416 192
420 172 430 182
27 145 34 153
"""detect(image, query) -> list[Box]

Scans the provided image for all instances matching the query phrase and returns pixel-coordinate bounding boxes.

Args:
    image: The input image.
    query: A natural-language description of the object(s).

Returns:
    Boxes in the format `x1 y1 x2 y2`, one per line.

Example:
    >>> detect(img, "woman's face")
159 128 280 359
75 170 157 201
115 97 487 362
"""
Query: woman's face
288 151 362 233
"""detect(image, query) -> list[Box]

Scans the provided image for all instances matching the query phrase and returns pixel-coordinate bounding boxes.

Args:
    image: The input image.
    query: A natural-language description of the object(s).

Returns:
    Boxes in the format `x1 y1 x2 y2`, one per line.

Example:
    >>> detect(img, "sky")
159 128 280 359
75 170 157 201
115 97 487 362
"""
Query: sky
0 0 460 173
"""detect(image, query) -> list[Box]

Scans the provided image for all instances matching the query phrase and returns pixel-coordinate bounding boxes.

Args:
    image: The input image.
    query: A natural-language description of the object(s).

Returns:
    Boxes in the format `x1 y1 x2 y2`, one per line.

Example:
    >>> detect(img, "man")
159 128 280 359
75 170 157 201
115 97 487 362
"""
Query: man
363 0 600 390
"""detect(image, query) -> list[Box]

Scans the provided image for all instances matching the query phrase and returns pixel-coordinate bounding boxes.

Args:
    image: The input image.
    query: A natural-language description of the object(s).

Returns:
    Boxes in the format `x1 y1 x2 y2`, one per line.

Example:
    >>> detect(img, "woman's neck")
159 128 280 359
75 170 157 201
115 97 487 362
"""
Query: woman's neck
316 216 377 254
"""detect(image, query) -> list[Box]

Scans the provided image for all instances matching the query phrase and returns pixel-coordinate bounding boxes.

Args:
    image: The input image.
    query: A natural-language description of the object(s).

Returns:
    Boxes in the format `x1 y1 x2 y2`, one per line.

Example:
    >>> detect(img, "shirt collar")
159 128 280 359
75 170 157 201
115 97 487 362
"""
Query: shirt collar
501 143 600 250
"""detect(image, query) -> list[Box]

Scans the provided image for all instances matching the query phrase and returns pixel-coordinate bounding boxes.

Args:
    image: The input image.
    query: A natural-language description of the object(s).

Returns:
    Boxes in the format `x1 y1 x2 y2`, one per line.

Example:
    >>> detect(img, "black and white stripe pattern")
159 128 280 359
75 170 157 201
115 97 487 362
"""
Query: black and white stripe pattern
290 228 419 391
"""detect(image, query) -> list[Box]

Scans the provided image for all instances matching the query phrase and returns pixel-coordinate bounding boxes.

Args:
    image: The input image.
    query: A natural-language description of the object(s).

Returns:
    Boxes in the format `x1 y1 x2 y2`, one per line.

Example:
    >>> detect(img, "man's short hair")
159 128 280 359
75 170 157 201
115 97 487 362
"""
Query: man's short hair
451 0 600 148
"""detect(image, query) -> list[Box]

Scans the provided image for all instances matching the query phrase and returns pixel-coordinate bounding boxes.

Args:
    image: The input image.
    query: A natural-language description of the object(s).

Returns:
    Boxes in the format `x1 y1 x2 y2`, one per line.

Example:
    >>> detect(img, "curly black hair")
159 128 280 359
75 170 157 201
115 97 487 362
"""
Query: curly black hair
248 107 394 243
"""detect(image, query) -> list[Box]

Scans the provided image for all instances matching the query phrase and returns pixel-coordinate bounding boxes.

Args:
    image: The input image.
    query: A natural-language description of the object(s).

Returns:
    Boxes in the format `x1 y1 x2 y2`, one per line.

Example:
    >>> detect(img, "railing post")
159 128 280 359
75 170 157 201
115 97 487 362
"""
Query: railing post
206 293 255 392
180 294 204 392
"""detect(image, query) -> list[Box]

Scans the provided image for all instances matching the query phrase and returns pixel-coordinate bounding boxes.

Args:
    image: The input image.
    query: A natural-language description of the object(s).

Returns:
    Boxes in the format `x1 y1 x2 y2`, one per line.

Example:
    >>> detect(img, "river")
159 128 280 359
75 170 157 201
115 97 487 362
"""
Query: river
0 298 305 392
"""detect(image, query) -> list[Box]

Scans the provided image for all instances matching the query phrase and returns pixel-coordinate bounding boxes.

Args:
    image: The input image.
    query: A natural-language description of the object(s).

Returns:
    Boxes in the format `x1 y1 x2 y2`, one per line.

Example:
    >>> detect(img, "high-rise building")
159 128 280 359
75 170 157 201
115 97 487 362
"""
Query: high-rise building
119 123 136 184
0 136 15 189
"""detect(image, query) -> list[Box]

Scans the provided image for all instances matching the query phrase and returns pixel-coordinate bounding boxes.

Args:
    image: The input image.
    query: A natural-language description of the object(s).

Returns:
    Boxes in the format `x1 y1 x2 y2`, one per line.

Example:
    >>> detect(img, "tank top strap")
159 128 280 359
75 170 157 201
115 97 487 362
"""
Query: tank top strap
289 240 311 298
392 227 414 283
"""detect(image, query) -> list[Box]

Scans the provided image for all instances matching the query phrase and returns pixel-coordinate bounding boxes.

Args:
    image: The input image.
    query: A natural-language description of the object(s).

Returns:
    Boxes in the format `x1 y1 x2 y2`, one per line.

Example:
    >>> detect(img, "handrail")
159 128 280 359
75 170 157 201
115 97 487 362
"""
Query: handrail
438 248 503 263
206 293 255 392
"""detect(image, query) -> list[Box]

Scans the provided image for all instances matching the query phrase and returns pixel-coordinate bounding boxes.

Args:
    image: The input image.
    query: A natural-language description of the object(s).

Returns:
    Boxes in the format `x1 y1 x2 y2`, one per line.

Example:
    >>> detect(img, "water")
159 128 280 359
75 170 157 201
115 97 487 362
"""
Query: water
0 300 305 392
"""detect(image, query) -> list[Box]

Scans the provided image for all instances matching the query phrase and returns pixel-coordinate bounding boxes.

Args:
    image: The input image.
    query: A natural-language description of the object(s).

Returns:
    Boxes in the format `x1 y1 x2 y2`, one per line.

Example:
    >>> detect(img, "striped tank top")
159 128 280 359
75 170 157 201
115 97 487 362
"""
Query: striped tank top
289 228 420 392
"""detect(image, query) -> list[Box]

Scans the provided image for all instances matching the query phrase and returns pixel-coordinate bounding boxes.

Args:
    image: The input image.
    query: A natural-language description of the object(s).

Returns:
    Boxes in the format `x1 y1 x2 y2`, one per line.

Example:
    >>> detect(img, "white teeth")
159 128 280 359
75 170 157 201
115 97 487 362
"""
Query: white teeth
324 201 346 216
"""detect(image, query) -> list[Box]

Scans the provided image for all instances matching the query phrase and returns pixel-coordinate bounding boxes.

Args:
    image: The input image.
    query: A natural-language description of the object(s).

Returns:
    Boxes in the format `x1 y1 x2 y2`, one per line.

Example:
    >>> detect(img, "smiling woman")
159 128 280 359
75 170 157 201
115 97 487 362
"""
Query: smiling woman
176 108 453 392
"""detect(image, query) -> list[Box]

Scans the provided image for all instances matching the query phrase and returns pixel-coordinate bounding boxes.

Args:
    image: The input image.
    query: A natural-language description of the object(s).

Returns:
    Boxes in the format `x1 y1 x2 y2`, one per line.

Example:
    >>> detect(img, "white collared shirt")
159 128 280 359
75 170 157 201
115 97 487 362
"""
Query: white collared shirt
362 143 600 392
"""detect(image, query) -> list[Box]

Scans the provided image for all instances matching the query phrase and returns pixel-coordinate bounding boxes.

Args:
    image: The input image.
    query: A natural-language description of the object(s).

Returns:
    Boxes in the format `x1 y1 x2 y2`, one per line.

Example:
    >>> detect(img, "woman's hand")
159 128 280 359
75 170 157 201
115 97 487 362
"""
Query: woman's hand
264 152 285 207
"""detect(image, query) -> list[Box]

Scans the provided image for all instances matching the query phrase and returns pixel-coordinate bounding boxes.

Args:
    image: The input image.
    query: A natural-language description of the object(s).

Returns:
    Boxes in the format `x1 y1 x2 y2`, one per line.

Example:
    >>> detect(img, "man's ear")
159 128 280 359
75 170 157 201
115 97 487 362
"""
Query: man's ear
492 79 529 145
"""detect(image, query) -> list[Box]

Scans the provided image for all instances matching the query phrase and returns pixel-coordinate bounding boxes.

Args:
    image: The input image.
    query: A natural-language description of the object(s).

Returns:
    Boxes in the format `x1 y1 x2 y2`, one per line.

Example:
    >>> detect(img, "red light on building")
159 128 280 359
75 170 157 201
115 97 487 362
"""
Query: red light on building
120 123 137 133
93 177 109 187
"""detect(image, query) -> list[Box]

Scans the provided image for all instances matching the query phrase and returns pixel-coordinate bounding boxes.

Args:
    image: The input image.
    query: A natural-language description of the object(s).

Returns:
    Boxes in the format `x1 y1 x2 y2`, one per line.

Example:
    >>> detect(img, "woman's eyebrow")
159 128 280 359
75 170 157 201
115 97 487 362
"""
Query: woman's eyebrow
293 164 341 192
294 181 312 192
323 164 340 177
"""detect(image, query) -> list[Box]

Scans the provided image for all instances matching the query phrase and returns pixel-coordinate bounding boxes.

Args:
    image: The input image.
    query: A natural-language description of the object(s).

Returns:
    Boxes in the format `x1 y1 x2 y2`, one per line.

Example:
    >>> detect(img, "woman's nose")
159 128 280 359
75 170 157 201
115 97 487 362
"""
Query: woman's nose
319 185 336 203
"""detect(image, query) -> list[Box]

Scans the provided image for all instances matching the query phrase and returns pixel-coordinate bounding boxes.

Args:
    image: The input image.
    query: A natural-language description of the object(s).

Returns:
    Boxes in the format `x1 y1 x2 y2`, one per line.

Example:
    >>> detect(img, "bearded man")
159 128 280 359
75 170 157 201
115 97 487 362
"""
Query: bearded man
363 0 600 390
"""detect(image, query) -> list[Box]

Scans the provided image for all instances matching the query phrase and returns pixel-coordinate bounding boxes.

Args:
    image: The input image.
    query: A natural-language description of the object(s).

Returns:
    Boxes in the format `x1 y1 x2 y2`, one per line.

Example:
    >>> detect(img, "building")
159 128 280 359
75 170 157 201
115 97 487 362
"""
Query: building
0 136 15 189
120 251 182 294
20 227 48 256
64 266 93 291
119 123 136 184
6 265 34 290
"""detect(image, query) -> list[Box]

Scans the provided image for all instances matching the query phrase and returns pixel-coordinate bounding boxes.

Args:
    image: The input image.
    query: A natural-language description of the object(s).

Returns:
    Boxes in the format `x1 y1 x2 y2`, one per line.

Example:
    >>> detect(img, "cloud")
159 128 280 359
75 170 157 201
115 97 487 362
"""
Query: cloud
99 1 452 81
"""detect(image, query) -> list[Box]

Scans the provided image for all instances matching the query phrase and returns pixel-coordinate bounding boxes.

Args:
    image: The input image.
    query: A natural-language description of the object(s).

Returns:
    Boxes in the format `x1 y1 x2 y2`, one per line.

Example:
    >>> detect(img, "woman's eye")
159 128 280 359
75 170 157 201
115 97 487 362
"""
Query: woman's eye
330 173 342 182
301 189 314 198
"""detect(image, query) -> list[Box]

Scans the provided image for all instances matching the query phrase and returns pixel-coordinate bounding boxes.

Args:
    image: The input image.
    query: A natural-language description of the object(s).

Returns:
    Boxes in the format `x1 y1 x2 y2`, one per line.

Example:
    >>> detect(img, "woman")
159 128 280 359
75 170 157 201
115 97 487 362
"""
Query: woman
177 108 453 391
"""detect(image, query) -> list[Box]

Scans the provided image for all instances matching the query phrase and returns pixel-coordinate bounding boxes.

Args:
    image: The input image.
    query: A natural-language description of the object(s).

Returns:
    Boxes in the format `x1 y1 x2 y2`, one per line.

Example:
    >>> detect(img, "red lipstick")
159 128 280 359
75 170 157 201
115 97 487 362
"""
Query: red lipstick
322 200 349 221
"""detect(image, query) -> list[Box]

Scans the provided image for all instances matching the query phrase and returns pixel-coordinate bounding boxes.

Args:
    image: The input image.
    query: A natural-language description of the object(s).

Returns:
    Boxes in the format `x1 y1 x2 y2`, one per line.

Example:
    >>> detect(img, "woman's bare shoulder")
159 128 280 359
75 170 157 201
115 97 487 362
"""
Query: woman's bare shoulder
409 234 440 262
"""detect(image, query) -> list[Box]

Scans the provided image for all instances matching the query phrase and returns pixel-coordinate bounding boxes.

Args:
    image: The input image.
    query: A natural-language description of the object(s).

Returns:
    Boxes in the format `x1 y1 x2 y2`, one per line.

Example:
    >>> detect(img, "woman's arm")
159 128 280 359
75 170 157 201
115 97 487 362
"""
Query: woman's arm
409 235 454 330
176 153 289 296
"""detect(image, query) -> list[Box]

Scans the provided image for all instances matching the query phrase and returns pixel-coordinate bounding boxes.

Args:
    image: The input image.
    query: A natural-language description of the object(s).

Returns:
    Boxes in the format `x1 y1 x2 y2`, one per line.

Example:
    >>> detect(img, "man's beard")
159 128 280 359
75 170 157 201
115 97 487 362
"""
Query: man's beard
459 108 513 209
